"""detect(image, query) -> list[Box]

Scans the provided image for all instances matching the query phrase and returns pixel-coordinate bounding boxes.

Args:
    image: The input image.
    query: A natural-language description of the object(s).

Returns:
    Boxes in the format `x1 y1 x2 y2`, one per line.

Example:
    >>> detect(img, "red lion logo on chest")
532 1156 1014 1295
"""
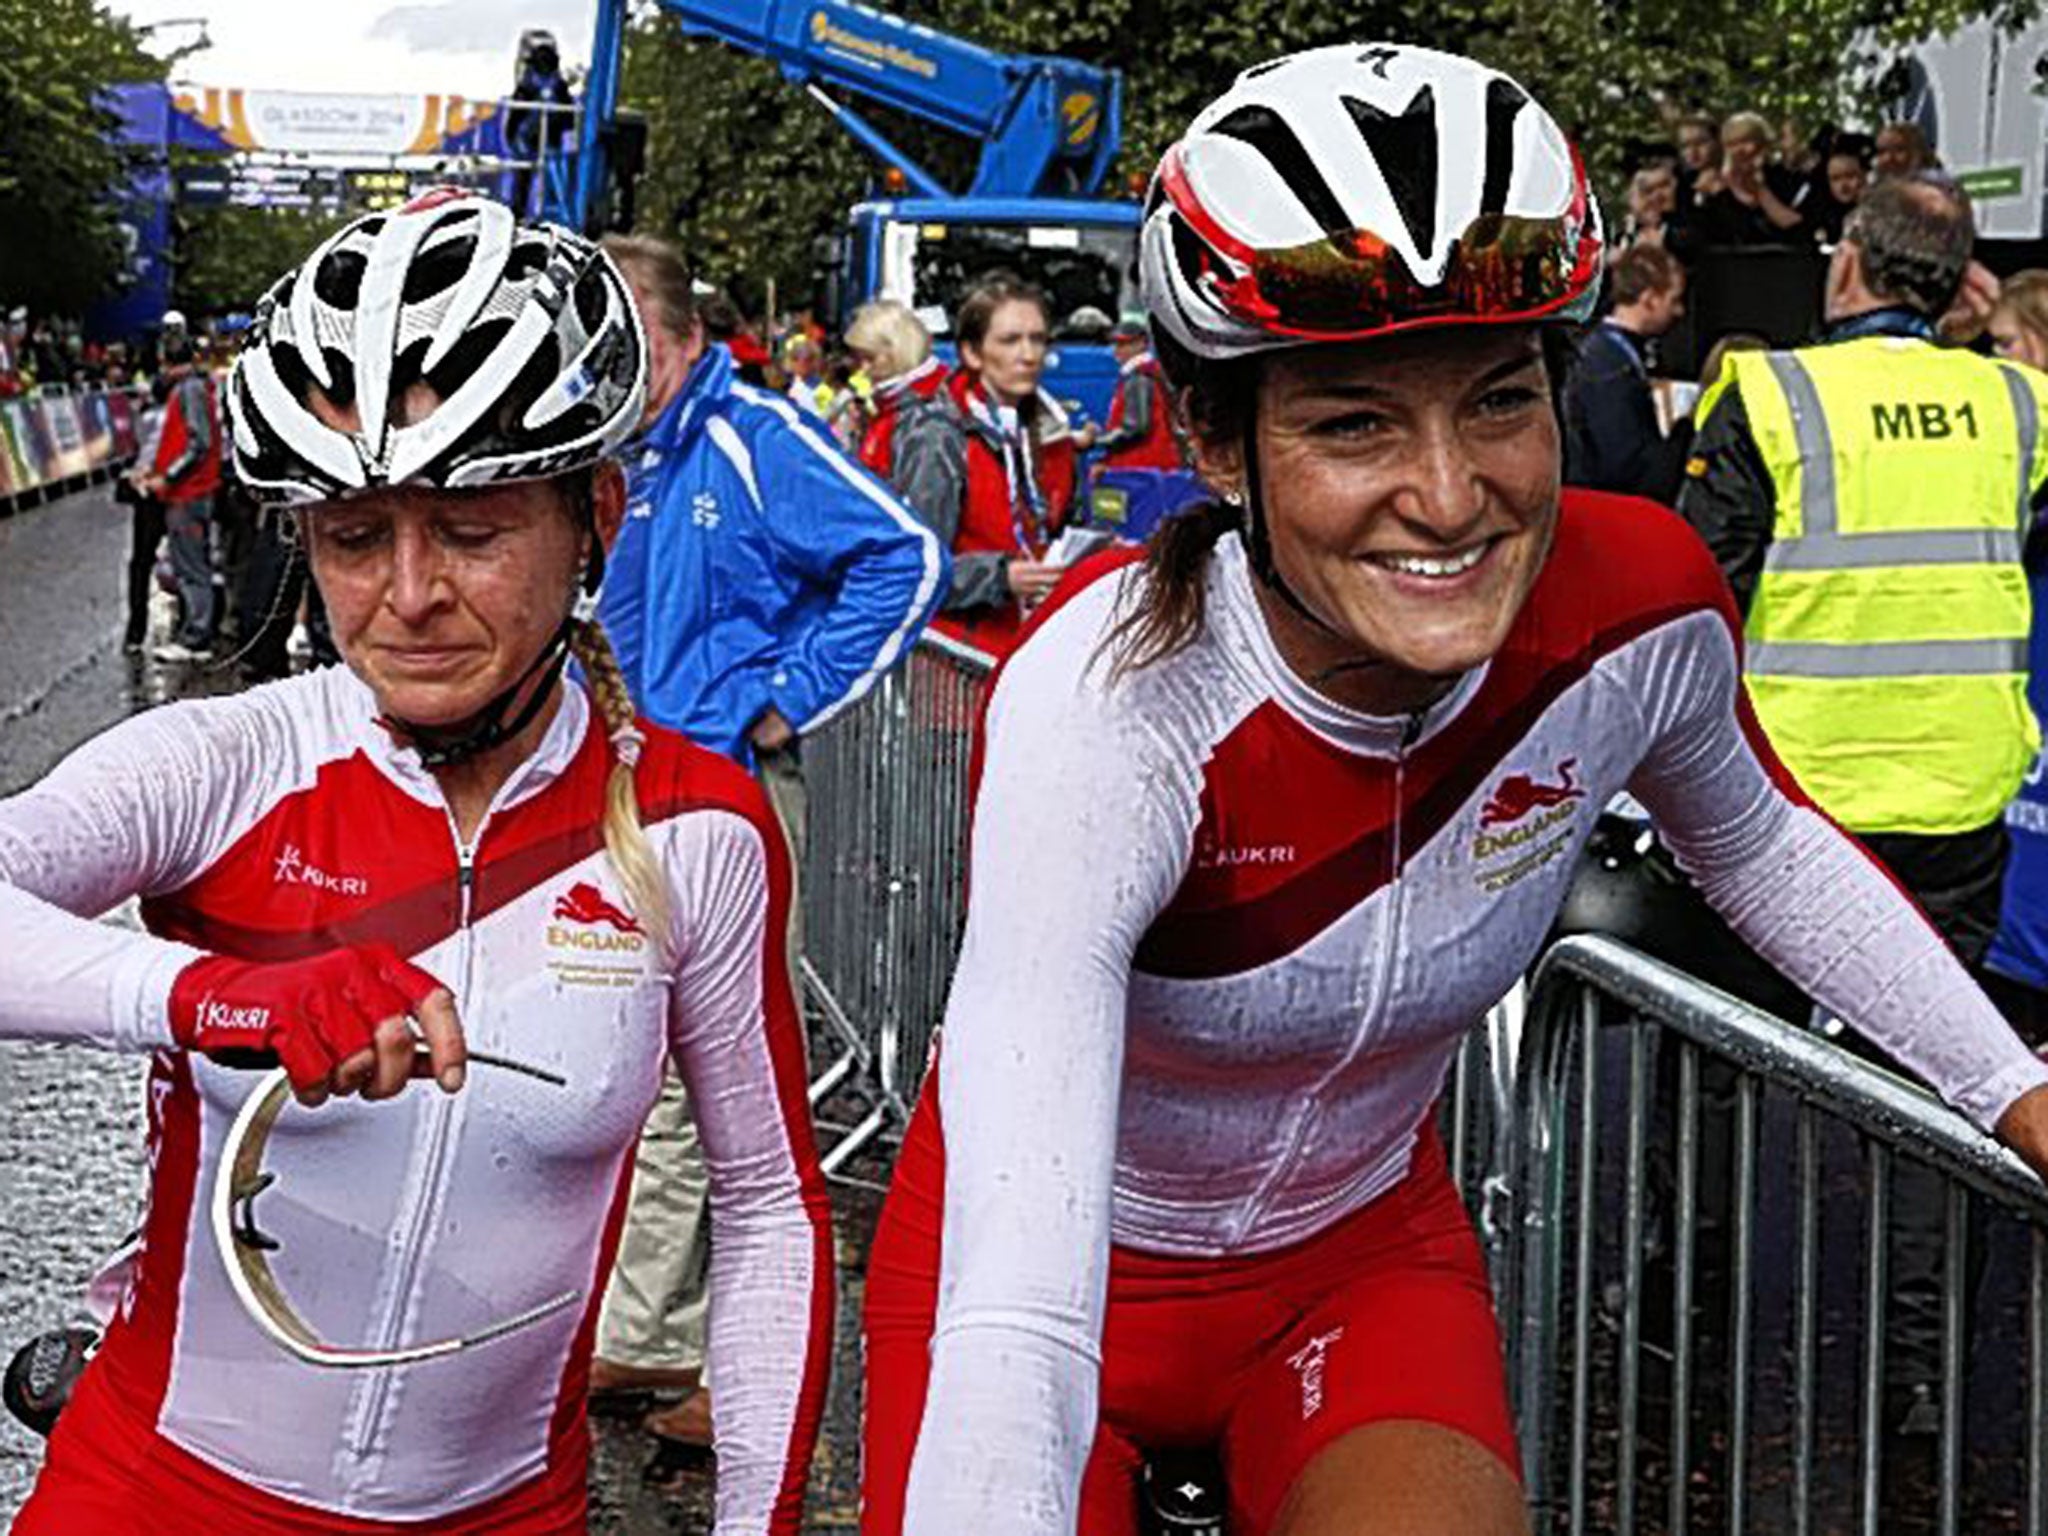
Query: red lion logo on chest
1479 759 1584 828
551 881 644 934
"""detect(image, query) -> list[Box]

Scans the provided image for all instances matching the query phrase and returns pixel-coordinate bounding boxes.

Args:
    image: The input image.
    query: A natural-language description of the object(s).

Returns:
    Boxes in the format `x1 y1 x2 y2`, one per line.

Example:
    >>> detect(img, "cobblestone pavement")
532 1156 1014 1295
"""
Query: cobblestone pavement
0 484 878 1533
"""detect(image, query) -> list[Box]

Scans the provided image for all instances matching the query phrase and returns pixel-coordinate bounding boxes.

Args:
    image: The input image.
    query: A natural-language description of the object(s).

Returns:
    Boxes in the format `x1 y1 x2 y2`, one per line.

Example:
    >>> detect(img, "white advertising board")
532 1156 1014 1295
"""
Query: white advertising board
1892 21 2048 238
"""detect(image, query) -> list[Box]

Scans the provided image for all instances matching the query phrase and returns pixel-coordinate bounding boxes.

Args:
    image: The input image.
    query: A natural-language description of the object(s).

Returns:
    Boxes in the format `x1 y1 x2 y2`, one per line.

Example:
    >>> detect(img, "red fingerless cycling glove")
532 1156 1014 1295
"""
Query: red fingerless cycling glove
168 943 445 1090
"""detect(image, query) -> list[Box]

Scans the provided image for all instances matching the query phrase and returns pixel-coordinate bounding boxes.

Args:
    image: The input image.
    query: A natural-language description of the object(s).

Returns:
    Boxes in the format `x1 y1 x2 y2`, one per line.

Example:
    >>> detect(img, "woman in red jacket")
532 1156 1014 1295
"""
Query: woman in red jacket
888 274 1078 656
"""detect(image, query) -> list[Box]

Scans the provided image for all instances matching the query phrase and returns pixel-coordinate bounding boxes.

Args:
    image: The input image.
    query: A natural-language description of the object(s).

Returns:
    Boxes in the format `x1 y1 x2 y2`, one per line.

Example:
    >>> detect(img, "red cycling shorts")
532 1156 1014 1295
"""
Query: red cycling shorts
861 1089 1519 1536
12 1341 587 1536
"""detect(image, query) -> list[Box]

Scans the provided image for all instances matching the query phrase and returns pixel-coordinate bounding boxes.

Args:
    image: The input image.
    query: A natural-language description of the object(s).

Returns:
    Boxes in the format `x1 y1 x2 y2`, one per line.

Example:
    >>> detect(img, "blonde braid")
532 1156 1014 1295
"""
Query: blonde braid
568 617 672 946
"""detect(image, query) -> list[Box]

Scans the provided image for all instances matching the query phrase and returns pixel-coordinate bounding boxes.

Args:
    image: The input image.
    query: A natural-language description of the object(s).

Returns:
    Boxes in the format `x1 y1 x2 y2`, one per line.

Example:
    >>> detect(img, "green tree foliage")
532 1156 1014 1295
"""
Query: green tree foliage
173 204 351 320
617 0 2042 306
0 0 165 313
621 15 867 310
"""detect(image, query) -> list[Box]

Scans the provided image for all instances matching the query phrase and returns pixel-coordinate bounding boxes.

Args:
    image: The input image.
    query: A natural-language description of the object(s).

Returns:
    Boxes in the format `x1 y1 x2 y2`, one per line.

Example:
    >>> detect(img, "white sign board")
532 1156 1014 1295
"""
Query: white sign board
172 85 498 159
1892 21 2048 238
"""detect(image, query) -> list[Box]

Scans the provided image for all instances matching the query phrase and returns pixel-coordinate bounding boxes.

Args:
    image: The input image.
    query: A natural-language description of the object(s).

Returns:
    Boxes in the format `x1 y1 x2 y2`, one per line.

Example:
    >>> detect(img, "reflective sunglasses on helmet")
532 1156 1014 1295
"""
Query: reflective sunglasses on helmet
1160 144 1600 342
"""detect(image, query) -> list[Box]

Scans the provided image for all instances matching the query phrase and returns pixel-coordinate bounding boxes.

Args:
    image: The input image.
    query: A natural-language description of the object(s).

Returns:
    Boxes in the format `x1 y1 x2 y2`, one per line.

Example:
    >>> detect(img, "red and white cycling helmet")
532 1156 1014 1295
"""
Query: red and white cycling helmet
228 188 645 505
1140 44 1604 360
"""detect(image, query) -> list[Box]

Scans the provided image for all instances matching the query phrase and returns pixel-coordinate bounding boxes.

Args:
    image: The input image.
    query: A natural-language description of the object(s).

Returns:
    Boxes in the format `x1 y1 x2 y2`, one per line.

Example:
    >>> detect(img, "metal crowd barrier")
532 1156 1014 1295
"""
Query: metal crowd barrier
1497 934 2048 1535
796 631 2048 1527
800 629 993 1175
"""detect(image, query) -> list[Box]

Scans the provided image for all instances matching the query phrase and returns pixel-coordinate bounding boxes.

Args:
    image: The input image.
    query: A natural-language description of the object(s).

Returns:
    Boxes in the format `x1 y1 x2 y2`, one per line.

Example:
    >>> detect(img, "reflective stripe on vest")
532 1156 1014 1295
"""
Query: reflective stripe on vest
1748 637 2029 677
1733 338 2046 833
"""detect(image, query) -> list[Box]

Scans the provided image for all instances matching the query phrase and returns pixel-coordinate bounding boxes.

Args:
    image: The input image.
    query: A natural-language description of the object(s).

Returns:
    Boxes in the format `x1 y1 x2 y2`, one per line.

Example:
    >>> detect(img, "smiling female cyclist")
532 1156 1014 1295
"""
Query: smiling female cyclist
0 191 830 1535
859 45 2048 1536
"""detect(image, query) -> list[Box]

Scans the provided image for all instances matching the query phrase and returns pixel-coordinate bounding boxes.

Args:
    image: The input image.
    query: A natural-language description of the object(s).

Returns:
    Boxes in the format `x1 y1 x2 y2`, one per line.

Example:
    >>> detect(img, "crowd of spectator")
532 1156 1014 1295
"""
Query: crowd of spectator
1619 109 1938 263
0 315 147 398
0 308 249 403
1569 104 2012 508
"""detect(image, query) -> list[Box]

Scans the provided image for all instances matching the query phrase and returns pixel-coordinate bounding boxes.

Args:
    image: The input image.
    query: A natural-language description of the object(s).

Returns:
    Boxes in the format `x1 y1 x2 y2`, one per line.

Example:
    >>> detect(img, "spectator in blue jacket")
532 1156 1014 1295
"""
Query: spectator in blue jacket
599 235 946 766
588 232 946 1464
1563 242 1692 506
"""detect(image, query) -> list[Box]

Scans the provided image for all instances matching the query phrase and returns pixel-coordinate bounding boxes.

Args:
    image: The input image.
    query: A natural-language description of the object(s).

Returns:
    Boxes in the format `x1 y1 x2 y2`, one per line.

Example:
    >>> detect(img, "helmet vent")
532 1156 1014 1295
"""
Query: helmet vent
1209 104 1351 238
1480 79 1530 216
404 235 477 303
1341 86 1438 256
506 236 551 282
424 318 513 402
314 248 366 309
573 263 608 332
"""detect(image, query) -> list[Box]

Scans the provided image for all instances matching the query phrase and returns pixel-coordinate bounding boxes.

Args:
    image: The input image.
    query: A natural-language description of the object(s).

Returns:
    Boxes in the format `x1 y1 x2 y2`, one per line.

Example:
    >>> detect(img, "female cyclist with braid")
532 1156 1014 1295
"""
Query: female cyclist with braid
861 46 2048 1536
0 191 830 1535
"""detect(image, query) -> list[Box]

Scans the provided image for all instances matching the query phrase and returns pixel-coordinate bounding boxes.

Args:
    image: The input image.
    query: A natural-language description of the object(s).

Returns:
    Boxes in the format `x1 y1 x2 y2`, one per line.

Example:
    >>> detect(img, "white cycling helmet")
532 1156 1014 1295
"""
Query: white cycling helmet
1140 44 1603 361
228 187 645 506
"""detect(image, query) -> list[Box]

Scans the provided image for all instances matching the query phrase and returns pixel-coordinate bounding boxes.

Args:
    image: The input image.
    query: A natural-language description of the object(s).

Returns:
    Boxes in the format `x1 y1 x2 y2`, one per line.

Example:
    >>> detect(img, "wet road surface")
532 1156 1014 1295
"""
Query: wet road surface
0 484 876 1532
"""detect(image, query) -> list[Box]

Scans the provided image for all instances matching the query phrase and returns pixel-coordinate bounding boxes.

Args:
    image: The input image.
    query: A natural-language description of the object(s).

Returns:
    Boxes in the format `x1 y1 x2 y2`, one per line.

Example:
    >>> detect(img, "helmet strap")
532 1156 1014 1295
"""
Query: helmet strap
384 624 577 770
379 493 608 770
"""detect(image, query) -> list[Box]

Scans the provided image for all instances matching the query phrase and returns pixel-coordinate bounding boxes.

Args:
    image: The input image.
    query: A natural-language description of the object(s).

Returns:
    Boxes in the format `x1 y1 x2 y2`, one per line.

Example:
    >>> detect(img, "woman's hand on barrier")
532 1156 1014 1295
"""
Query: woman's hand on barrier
1995 1082 2048 1184
169 943 464 1107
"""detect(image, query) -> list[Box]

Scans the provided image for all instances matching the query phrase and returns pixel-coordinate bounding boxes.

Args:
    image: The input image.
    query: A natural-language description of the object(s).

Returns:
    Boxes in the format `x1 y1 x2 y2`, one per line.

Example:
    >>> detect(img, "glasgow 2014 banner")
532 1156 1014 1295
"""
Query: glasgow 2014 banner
173 86 501 158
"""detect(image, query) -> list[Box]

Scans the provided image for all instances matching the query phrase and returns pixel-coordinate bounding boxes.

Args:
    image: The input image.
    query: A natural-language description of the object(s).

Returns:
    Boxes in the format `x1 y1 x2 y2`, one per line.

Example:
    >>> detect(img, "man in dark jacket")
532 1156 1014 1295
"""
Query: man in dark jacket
1563 243 1691 505
505 33 574 217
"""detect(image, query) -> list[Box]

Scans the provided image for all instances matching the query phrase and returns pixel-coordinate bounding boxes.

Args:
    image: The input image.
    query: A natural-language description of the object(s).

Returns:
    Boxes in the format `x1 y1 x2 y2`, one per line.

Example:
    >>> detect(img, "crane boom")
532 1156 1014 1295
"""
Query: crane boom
572 0 1119 213
564 0 1138 421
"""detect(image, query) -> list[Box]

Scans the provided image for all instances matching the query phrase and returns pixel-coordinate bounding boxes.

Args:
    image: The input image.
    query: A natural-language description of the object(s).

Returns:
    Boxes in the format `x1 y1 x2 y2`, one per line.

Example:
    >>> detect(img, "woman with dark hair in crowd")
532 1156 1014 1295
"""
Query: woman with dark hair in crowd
939 275 1080 649
859 43 2048 1536
1674 111 1724 206
883 273 1077 654
1811 147 1871 246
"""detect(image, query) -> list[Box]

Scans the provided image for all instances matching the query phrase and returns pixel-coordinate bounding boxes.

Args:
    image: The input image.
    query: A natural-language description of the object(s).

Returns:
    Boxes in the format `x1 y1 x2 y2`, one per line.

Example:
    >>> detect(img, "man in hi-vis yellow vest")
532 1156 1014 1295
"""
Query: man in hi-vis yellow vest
1680 172 2048 1459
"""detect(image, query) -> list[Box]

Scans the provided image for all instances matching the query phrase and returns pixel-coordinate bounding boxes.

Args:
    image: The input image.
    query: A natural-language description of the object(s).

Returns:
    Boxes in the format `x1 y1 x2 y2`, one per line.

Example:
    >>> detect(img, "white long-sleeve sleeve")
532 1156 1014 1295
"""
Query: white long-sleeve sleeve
663 808 835 1536
0 705 233 1052
902 635 1196 1536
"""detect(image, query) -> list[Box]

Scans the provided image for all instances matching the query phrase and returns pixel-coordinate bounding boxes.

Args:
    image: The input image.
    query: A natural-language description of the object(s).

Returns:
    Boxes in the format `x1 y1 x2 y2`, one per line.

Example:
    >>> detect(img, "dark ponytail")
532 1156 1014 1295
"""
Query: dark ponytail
1103 328 1254 678
1106 499 1244 676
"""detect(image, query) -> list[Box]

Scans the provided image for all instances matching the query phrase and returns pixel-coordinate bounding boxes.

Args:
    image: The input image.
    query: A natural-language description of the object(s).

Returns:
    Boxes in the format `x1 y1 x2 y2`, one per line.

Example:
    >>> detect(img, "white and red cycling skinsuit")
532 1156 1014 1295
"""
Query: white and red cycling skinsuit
0 671 831 1535
865 492 2048 1536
